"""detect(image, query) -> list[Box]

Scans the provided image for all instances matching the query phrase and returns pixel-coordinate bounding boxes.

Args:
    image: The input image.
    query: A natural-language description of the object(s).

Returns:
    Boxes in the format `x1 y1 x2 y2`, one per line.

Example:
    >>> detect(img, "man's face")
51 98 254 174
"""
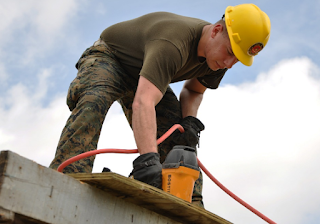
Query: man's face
204 25 238 71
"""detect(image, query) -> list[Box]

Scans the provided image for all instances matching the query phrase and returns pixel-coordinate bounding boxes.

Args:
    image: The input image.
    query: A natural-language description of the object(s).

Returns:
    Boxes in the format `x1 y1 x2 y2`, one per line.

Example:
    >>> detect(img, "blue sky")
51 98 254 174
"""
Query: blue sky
1 1 320 224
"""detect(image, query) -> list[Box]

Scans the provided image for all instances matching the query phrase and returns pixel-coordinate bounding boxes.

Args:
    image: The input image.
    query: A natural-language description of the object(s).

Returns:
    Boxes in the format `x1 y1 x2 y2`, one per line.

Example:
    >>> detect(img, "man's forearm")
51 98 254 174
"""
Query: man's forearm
180 78 207 118
132 103 158 155
132 76 163 155
179 87 204 118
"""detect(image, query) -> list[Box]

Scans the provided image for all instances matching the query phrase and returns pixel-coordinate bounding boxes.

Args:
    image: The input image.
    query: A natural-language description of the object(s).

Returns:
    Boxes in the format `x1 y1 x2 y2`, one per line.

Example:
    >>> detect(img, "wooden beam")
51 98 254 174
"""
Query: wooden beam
0 150 180 224
0 150 232 224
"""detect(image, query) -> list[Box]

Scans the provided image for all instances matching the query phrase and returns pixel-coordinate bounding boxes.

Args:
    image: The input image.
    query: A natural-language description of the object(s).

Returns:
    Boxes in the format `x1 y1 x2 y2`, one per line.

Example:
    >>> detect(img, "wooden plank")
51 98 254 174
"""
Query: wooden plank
0 150 181 224
69 172 232 224
0 207 15 223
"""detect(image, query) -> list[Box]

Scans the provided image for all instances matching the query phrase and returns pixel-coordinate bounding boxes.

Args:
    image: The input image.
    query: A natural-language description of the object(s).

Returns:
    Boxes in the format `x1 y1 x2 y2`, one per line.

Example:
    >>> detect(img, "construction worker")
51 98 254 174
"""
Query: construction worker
49 4 271 207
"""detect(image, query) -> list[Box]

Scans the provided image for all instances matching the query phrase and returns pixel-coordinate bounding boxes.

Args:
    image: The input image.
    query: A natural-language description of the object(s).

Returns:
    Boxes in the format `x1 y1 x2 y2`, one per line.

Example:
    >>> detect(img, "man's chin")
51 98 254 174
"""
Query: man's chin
208 64 219 71
207 61 221 71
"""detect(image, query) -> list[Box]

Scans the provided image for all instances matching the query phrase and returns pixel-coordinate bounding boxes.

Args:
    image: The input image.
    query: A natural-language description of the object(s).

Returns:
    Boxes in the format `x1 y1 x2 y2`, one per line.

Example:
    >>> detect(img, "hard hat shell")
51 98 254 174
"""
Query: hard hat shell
225 4 271 66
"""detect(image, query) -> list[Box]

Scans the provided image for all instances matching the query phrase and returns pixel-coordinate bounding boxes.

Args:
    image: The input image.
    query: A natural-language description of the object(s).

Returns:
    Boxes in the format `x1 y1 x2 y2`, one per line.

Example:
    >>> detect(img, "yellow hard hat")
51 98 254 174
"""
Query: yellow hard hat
224 4 271 66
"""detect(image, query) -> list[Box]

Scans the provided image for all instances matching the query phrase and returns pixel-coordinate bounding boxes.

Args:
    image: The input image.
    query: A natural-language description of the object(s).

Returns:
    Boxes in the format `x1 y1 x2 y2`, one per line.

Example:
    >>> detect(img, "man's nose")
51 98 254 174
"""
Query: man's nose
224 56 238 69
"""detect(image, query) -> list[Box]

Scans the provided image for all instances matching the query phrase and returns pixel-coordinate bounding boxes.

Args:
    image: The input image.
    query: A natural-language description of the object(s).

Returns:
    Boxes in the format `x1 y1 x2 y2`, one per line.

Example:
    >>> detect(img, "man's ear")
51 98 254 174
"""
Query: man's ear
211 24 223 38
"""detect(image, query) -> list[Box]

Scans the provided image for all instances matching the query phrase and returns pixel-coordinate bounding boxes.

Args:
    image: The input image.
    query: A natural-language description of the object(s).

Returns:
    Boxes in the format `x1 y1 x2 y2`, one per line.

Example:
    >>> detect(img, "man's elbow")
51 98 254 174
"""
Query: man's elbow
183 78 207 94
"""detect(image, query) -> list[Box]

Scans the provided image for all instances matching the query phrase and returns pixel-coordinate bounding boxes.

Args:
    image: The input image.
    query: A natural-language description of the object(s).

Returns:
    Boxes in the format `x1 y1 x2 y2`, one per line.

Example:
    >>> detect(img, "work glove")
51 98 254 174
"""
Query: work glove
129 152 162 189
171 116 205 148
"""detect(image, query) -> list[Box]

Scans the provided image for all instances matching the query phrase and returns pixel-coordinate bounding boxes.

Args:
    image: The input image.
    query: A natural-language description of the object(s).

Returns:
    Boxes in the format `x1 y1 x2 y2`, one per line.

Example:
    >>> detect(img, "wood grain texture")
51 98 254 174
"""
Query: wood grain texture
69 172 232 224
0 150 181 224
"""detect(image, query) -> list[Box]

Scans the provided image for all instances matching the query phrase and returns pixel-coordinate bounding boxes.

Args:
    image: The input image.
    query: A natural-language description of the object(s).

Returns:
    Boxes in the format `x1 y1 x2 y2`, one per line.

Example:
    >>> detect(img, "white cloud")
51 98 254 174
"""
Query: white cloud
92 106 138 175
1 57 319 224
0 68 69 165
0 65 137 171
0 62 8 83
198 57 320 224
0 0 80 64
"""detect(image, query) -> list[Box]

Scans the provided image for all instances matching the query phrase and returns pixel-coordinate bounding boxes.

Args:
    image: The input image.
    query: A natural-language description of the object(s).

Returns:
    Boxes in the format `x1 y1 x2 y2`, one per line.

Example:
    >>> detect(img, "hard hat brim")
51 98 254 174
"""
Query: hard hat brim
229 38 254 66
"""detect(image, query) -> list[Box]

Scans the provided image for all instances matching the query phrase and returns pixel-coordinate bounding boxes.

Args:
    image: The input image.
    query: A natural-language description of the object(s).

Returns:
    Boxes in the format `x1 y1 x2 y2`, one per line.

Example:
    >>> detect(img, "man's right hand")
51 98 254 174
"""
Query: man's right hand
129 152 162 189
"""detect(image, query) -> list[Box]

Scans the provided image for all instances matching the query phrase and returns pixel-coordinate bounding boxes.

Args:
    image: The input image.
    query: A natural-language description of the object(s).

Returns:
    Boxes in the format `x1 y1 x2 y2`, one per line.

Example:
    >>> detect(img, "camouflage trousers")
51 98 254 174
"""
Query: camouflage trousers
49 42 204 207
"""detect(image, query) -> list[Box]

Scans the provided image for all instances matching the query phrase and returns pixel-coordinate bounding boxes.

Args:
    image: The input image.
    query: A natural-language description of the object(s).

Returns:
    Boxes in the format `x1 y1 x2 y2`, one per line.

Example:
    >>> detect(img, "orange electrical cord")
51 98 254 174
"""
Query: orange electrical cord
57 124 184 172
57 124 276 224
197 159 276 224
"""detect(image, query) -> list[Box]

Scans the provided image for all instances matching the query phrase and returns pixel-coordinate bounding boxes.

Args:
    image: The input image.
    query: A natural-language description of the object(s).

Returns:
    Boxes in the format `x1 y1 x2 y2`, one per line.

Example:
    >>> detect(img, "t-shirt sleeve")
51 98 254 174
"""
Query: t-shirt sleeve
197 68 228 89
139 39 183 94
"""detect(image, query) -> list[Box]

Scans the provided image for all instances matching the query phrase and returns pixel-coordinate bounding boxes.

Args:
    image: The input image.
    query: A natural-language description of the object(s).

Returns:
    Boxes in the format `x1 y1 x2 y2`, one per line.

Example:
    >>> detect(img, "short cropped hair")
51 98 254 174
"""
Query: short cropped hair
215 18 228 37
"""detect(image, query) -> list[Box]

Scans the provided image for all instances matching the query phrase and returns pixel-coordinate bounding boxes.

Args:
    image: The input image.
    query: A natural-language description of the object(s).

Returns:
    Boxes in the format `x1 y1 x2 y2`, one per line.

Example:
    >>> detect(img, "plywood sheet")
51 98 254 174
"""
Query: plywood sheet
69 172 232 224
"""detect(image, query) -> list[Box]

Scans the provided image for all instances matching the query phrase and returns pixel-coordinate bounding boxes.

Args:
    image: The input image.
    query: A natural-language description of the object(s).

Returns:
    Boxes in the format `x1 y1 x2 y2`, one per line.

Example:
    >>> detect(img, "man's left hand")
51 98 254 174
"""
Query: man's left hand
171 116 205 148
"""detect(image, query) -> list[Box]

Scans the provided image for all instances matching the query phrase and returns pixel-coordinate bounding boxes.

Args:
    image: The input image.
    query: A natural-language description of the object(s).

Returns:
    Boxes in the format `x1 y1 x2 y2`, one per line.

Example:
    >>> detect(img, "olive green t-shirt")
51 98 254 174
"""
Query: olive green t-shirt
101 12 227 94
